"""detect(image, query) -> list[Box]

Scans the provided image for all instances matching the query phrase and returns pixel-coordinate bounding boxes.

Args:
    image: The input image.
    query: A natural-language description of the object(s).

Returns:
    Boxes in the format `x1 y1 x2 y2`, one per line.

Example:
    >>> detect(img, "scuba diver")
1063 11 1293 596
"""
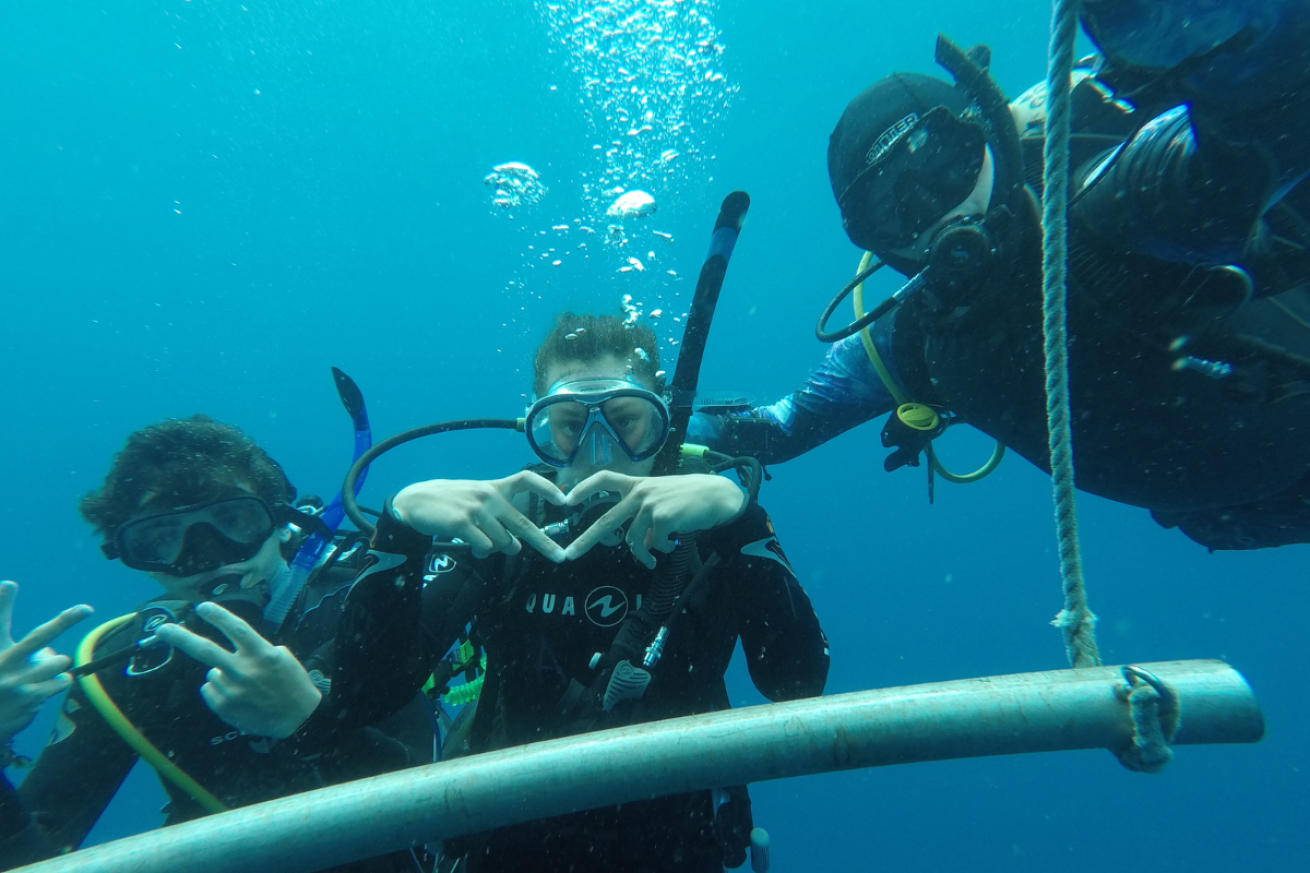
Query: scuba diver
0 415 437 872
689 0 1310 551
316 312 829 873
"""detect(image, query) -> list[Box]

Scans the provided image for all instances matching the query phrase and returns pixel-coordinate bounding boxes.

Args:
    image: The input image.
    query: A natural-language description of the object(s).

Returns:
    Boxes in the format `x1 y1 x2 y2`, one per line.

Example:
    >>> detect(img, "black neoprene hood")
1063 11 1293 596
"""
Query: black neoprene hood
828 72 972 244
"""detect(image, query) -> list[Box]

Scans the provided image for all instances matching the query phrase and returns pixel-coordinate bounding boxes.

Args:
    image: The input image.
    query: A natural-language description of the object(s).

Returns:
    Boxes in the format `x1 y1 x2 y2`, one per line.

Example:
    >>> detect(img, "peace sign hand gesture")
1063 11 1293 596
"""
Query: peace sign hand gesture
153 602 322 740
0 580 93 744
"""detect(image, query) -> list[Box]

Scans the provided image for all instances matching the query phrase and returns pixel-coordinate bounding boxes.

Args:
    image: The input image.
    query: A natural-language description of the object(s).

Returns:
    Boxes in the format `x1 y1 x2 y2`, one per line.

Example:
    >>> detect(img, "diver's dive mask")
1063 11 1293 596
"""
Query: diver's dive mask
526 378 671 468
837 105 988 253
104 495 326 578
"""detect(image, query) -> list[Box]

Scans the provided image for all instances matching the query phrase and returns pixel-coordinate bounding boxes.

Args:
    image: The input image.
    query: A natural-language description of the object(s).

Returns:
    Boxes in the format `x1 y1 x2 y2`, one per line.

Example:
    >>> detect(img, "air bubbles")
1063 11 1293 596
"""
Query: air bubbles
484 162 547 212
539 0 738 234
503 2 735 295
621 293 641 326
607 190 657 219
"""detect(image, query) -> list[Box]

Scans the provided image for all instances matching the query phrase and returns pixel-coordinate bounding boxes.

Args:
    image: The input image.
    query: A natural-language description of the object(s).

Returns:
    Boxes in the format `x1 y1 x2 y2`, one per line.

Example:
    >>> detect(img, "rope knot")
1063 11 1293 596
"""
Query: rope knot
1051 607 1100 669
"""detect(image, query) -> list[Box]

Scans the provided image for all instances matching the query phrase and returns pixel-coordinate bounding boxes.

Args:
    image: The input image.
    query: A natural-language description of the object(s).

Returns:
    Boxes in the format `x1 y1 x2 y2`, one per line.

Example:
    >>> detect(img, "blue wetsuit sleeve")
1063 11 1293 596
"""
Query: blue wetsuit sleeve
687 334 898 463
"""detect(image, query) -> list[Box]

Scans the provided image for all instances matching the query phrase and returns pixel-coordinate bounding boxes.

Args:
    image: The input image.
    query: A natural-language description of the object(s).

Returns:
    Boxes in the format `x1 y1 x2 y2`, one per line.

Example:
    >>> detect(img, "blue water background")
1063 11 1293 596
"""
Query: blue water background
2 1 1306 869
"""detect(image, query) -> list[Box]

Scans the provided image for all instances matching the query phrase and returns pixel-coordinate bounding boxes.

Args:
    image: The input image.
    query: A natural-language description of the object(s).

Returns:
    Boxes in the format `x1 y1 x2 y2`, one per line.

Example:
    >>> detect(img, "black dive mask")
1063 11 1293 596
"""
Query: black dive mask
838 105 987 253
104 495 327 577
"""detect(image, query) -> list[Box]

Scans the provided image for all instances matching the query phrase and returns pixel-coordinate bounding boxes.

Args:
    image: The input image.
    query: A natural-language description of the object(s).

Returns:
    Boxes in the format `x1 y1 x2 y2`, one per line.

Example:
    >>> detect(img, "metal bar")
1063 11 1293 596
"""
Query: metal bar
20 659 1262 873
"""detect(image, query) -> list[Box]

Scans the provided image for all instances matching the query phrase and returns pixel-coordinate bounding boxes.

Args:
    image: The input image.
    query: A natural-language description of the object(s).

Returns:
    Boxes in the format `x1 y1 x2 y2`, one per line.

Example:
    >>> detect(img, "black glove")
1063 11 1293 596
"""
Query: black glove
881 404 948 472
713 784 754 869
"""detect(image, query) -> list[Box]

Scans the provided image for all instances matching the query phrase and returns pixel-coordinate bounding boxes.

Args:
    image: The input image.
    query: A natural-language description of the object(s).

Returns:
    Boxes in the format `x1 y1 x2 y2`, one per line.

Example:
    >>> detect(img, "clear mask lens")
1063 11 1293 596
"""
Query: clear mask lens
526 381 670 467
115 496 276 575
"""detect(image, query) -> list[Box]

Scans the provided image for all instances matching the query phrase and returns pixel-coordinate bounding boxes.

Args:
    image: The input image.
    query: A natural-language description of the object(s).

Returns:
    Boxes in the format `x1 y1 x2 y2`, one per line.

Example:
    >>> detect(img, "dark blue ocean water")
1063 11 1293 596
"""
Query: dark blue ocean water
2 2 1306 870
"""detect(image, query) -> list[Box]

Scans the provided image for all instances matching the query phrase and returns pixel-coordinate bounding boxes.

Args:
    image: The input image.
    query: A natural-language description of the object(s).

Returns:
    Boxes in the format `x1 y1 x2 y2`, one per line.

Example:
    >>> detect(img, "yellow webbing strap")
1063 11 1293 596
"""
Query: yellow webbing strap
851 250 1006 483
75 613 229 814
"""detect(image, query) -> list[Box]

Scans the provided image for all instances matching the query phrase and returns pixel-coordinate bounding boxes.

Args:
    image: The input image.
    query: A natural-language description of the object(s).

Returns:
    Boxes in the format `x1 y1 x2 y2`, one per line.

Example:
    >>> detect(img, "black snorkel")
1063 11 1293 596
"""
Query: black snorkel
934 36 1025 219
816 36 1027 343
653 190 751 477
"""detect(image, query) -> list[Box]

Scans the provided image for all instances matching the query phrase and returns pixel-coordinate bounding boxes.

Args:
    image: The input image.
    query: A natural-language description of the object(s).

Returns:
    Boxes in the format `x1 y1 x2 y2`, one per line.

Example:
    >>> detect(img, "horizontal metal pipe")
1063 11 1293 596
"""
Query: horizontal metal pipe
21 659 1262 873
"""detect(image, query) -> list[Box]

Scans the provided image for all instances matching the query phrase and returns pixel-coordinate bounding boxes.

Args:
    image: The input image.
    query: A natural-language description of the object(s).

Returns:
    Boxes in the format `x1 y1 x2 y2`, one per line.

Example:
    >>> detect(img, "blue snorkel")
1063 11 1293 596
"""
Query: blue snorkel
321 367 374 532
264 367 373 627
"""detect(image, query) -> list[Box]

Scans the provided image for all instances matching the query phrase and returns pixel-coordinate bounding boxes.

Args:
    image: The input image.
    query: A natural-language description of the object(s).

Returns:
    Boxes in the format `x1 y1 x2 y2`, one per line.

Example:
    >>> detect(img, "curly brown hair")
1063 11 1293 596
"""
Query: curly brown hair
532 312 665 397
79 415 295 536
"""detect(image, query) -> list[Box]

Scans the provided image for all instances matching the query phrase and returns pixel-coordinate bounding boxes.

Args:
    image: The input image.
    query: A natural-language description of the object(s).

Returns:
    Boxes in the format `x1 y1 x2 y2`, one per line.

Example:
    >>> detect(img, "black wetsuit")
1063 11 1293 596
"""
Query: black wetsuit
690 22 1310 551
0 537 436 873
323 489 829 873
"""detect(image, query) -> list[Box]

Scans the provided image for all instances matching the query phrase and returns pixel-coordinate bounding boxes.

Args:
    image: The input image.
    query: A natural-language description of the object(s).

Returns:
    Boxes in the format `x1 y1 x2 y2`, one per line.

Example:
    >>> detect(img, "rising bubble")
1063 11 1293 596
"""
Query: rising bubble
484 162 548 213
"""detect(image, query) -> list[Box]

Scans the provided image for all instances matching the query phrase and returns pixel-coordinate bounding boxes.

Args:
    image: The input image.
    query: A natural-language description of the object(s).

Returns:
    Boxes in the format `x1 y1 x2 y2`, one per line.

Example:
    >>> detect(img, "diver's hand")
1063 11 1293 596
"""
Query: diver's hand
393 471 567 562
0 581 93 743
153 602 321 740
563 472 747 568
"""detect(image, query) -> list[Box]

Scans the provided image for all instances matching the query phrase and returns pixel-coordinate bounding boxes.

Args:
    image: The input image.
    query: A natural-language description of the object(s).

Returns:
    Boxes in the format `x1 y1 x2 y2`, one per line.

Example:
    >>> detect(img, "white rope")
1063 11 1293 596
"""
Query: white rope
1041 0 1100 669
